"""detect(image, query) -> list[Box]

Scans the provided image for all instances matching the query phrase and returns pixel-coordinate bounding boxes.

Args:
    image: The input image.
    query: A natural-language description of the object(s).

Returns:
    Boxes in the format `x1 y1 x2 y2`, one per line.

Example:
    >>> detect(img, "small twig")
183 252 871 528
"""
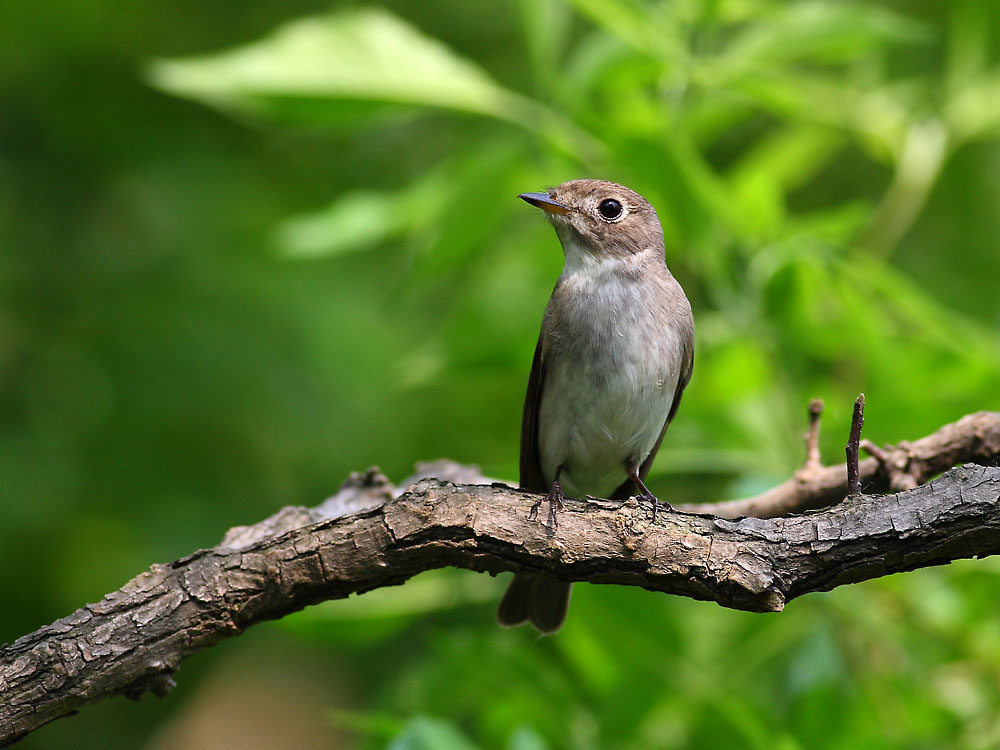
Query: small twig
860 439 920 491
859 439 888 464
846 394 866 495
802 398 824 472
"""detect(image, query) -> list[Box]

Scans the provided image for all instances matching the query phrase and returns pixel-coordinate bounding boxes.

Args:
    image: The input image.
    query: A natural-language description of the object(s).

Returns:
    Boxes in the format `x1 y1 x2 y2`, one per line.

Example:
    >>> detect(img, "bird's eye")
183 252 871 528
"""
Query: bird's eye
598 198 623 220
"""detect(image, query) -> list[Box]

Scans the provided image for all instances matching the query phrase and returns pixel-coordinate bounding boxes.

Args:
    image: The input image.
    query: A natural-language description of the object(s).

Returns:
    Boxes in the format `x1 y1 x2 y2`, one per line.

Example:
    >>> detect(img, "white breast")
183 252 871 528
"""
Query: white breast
537 248 686 498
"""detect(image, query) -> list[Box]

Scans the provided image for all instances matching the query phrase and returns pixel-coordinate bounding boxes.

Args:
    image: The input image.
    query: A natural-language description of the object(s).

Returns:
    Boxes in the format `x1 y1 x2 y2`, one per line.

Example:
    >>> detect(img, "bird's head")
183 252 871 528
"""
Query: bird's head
519 179 664 261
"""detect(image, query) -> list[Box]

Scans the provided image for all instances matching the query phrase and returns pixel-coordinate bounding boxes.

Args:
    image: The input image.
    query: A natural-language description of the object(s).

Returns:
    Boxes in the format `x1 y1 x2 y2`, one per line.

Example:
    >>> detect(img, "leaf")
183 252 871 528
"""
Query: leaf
148 7 603 158
730 126 843 194
274 191 410 259
517 0 572 89
564 0 683 64
727 126 844 238
724 72 909 158
273 170 447 259
149 8 538 127
719 1 929 68
273 137 530 263
844 254 1000 365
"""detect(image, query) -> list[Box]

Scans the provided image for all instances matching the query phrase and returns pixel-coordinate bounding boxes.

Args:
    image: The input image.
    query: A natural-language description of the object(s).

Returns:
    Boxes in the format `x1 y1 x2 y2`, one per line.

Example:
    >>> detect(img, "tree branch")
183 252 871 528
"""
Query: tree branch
2 412 999 746
677 410 1000 518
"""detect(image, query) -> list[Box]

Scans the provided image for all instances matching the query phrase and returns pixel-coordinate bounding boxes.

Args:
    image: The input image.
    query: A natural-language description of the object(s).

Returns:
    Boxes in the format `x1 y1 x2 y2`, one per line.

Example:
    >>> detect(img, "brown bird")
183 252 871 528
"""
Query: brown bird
497 179 694 634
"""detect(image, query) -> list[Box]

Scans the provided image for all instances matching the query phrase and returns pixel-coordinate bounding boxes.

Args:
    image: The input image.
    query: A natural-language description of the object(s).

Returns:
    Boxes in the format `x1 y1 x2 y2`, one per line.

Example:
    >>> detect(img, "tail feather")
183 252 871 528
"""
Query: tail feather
497 573 532 628
497 573 572 634
527 576 571 634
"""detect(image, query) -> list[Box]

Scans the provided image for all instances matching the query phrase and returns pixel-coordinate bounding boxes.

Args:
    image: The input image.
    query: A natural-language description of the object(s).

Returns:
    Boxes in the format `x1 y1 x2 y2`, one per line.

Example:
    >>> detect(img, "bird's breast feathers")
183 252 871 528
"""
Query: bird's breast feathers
537 252 689 497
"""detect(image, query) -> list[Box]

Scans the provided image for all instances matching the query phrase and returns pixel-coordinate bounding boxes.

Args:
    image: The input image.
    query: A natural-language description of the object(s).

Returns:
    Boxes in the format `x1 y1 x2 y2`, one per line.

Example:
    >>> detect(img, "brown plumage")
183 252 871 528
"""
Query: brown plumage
497 179 694 634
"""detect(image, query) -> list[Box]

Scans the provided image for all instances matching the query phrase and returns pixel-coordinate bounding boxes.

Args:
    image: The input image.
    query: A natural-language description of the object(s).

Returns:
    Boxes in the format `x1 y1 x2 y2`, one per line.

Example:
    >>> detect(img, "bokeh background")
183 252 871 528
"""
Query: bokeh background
3 0 1000 747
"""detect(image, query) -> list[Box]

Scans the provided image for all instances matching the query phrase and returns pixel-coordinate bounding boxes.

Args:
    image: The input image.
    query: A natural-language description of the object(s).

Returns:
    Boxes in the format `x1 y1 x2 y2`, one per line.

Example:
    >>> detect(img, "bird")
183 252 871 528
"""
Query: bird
496 179 694 634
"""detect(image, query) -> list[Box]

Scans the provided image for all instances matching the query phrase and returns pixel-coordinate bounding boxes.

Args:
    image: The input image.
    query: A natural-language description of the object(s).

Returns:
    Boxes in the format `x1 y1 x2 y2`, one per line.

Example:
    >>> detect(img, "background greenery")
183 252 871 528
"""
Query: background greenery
3 0 1000 747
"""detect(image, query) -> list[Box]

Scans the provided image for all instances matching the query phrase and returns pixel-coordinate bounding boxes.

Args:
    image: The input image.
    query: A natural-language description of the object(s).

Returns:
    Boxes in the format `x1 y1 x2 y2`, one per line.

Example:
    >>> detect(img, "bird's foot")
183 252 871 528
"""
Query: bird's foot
638 491 672 523
529 481 566 529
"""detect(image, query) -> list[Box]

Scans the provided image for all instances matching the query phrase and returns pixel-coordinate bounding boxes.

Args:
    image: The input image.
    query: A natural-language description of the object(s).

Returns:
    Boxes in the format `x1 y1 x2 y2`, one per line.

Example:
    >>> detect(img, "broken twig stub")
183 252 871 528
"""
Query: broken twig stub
846 393 866 495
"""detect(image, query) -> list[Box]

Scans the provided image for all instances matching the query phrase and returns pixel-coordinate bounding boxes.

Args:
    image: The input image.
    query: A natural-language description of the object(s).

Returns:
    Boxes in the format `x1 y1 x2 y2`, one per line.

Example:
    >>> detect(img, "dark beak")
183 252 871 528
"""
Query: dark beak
519 192 571 215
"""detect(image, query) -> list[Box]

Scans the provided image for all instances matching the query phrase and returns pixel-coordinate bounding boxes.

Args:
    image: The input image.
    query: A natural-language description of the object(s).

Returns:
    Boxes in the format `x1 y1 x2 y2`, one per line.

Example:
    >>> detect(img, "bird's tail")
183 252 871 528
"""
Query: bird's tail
496 573 572 634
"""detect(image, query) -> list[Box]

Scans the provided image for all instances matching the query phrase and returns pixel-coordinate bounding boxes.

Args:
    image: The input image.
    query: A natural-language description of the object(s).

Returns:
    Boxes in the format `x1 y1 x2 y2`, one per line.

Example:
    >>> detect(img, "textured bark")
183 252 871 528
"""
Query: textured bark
2 414 1000 746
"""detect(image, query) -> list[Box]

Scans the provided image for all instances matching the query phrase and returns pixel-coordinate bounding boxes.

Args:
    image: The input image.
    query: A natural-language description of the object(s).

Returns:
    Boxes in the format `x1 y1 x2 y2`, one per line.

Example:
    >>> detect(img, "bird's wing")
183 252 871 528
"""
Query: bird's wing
611 333 694 499
519 335 549 492
640 337 694 480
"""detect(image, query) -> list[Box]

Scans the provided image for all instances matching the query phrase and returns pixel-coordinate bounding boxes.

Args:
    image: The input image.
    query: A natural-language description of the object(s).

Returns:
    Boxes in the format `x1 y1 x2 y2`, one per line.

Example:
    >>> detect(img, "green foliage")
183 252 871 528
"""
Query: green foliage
4 0 1000 748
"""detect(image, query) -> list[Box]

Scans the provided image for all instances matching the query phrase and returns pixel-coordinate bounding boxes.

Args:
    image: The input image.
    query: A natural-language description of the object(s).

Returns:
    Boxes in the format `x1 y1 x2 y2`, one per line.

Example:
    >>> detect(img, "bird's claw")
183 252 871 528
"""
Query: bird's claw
639 492 671 523
529 481 565 530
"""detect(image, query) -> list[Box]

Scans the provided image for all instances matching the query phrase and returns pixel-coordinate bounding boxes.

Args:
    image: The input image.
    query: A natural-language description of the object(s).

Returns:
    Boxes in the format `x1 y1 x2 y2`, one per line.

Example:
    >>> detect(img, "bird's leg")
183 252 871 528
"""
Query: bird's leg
627 464 671 522
546 480 565 529
529 465 566 529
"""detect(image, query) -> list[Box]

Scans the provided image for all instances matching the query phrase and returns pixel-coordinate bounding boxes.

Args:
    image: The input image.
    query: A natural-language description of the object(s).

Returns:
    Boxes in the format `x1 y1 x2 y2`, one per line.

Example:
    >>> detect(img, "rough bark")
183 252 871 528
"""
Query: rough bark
2 413 999 746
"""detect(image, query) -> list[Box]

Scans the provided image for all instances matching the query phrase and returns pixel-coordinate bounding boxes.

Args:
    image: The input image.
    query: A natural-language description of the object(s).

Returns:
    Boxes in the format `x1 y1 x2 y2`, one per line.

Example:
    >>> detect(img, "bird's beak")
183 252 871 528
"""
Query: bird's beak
519 192 571 215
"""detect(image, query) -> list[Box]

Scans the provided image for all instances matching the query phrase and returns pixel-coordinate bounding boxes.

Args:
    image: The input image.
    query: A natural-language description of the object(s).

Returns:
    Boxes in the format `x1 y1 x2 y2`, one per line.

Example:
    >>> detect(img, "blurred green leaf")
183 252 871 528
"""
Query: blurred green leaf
149 8 539 126
148 7 602 158
274 170 448 259
565 0 684 64
718 1 928 68
517 0 573 93
275 190 417 259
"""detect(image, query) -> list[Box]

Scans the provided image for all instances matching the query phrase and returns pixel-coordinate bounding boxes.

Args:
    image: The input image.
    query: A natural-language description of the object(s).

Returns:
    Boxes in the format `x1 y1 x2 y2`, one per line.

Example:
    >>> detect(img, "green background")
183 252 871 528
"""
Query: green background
3 1 1000 747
